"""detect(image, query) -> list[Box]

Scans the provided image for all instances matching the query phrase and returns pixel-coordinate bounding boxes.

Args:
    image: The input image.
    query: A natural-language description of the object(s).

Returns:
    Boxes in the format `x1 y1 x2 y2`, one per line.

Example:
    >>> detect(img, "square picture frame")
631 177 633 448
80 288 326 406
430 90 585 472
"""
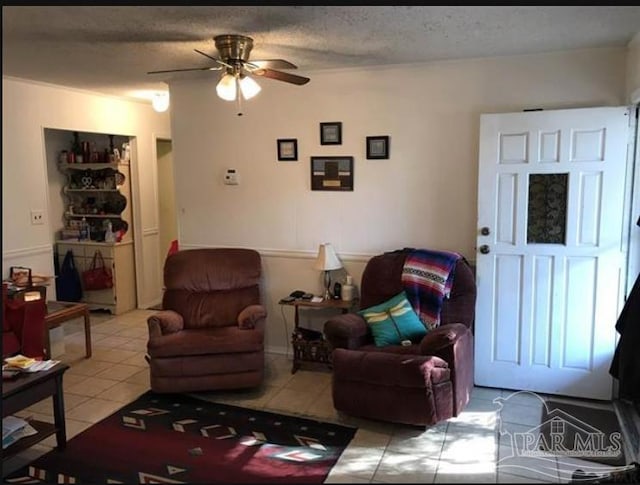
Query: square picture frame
310 156 354 191
320 122 342 145
366 136 390 159
277 138 298 161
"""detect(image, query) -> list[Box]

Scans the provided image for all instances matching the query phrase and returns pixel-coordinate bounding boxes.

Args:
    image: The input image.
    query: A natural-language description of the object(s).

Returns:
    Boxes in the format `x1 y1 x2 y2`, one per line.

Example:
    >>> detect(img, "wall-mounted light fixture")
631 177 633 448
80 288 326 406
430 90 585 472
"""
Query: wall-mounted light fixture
152 92 170 113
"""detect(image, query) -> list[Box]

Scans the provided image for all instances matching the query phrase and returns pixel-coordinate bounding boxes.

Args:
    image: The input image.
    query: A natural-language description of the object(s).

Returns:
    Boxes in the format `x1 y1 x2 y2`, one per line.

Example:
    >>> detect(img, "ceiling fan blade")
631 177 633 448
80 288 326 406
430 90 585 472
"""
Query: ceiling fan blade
252 68 310 85
194 48 231 68
147 66 221 75
246 59 298 70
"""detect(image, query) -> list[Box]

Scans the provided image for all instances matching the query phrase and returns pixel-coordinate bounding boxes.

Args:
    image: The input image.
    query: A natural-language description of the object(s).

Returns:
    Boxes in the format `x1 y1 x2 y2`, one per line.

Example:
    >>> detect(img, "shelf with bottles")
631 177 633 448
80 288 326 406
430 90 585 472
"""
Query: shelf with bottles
60 217 127 243
60 132 131 166
58 162 129 171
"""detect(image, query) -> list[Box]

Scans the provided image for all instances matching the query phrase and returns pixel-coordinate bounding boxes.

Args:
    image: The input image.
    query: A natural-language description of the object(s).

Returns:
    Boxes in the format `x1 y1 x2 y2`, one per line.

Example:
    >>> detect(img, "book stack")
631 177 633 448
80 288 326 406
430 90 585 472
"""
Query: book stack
2 416 37 449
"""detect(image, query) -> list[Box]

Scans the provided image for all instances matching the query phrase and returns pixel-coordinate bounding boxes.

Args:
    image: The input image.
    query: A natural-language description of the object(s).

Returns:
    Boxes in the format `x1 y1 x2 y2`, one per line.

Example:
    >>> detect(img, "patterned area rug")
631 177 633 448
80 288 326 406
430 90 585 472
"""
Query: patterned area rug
5 391 357 484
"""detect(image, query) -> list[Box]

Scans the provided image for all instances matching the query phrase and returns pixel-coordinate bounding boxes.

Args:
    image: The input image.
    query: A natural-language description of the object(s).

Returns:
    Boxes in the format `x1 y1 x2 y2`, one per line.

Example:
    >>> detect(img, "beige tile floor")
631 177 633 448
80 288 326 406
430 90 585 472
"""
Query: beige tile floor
2 309 632 483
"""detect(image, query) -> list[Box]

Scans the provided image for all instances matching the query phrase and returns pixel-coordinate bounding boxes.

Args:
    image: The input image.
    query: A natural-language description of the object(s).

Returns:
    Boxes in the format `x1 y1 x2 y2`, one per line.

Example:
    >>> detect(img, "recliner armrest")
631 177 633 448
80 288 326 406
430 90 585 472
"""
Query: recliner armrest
419 323 471 355
237 304 267 329
324 313 370 349
148 310 184 338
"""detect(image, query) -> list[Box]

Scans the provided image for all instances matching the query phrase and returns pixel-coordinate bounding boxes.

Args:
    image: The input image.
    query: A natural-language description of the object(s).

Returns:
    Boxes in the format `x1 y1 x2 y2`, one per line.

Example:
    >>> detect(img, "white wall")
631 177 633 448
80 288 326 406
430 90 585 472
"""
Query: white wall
627 32 640 102
2 77 171 308
168 47 627 353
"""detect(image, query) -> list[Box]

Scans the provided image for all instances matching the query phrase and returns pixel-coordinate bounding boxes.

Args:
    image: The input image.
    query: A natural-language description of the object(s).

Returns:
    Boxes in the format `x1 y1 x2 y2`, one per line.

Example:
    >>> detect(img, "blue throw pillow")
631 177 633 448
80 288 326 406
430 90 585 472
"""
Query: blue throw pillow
358 291 428 347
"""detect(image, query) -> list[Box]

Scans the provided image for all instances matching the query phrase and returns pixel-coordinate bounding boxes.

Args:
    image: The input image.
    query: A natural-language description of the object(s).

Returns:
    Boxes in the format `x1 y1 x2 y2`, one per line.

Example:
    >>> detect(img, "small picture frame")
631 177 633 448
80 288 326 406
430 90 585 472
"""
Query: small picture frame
311 156 354 191
320 122 342 145
366 136 389 159
277 138 298 161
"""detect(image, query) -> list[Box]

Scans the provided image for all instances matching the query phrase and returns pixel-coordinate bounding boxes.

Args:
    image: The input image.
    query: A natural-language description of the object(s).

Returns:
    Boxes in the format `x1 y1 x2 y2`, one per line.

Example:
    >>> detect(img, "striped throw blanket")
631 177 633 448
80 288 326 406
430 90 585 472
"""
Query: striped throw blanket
401 249 462 330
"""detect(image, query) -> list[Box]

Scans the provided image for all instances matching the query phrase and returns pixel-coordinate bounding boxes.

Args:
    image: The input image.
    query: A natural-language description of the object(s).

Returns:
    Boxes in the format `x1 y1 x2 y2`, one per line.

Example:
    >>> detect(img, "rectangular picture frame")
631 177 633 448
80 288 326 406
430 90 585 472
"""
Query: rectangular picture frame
310 156 354 191
277 138 298 161
320 122 342 145
366 135 390 159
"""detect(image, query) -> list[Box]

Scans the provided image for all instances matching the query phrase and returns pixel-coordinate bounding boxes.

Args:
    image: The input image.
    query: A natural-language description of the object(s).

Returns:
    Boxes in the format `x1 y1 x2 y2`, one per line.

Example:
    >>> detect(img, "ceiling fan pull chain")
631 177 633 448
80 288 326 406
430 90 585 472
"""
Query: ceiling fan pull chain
236 77 243 116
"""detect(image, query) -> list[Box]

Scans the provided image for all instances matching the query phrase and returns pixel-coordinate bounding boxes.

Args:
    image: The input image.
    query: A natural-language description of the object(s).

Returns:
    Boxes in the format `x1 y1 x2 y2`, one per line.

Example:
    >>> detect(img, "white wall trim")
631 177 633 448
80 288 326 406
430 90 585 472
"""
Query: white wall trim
143 228 159 237
180 244 375 263
3 245 52 259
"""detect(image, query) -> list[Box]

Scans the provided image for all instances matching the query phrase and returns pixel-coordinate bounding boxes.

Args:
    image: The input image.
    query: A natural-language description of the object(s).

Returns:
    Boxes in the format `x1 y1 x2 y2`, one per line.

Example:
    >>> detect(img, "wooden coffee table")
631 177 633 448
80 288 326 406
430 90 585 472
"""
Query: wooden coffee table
45 301 91 358
2 363 70 460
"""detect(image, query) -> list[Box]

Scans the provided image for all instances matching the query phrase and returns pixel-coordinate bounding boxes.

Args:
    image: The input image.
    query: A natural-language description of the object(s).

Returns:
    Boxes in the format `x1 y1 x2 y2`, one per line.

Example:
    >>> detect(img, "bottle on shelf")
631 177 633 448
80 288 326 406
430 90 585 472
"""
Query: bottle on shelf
70 131 81 164
79 217 89 240
104 221 115 243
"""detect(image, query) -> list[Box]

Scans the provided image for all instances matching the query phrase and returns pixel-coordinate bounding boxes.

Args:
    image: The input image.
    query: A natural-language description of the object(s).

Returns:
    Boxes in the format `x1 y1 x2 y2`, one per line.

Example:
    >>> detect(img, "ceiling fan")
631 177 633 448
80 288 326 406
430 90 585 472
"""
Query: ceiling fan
148 34 310 105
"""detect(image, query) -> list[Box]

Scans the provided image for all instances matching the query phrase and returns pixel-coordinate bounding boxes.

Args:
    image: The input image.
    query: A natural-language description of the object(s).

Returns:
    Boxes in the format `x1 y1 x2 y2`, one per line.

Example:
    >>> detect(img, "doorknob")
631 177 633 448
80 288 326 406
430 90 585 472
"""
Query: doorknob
479 245 490 254
480 227 490 236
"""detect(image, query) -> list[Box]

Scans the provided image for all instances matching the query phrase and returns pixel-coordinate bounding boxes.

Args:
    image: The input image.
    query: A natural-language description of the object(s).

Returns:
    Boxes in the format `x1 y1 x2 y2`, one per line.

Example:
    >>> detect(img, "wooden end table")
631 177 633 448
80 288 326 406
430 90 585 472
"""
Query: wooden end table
45 301 91 358
279 297 358 374
2 363 70 461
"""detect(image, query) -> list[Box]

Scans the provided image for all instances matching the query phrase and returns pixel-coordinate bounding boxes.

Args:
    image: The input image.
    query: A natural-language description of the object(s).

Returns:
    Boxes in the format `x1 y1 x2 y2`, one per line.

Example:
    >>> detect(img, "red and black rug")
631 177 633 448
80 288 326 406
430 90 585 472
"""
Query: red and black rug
6 391 357 484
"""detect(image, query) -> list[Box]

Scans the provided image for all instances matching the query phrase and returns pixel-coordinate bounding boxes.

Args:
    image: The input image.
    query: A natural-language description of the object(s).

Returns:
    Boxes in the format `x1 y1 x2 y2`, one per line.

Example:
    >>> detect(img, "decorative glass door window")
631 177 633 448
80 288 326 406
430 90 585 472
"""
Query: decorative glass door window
527 173 568 244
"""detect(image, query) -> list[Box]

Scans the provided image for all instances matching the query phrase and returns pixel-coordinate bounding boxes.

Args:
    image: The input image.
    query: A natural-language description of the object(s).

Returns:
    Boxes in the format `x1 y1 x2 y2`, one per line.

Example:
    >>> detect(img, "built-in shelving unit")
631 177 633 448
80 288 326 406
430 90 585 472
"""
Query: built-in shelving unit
52 131 136 314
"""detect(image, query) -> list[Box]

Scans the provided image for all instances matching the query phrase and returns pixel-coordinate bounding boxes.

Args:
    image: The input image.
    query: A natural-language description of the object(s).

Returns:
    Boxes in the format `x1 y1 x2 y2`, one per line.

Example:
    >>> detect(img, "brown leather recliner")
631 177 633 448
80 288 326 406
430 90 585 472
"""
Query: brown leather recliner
324 249 476 426
146 248 266 393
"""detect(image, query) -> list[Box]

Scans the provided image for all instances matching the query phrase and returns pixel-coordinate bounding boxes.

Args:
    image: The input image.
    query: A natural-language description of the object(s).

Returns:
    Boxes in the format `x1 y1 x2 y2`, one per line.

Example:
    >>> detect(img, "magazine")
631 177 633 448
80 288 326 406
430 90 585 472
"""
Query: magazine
2 416 37 449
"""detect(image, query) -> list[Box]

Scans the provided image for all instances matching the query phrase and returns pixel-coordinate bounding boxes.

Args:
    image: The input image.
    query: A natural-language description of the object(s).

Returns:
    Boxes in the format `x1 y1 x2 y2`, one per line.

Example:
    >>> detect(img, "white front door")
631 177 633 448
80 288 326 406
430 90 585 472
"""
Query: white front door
474 107 630 400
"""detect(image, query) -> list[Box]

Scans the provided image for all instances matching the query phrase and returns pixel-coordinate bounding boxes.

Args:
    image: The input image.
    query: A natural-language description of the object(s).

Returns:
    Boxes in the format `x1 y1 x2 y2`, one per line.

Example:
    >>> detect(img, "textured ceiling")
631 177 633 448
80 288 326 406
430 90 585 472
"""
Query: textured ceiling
3 6 640 102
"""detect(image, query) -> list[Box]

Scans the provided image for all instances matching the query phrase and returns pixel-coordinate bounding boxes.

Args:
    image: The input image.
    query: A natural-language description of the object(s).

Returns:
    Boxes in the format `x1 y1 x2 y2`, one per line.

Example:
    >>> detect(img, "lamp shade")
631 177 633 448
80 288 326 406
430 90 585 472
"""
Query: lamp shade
239 75 261 100
216 73 237 101
314 243 343 271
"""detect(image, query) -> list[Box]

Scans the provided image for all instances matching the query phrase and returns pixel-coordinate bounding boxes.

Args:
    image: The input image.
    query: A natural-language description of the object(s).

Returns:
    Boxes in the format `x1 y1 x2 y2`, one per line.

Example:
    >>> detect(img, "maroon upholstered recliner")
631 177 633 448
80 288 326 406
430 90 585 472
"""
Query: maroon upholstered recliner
324 249 476 426
146 248 266 393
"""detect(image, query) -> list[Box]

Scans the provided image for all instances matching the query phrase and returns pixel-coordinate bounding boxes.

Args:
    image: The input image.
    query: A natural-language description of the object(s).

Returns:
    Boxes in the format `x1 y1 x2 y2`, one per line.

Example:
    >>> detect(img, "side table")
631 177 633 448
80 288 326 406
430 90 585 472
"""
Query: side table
2 363 70 462
279 297 358 374
45 301 92 358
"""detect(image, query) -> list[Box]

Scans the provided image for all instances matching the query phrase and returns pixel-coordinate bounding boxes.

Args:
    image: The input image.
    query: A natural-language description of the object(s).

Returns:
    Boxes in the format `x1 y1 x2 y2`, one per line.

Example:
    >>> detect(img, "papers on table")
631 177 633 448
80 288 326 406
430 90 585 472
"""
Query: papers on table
3 354 59 373
2 416 37 449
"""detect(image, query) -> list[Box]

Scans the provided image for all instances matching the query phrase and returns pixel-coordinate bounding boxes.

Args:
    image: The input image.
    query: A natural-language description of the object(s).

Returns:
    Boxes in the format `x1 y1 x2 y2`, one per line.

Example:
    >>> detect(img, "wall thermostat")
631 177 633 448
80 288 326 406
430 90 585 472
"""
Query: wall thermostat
224 168 239 185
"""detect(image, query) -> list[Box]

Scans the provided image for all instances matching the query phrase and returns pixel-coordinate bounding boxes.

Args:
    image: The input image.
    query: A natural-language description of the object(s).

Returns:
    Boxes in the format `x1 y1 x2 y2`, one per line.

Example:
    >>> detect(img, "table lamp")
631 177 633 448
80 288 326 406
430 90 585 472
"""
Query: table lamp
314 243 343 300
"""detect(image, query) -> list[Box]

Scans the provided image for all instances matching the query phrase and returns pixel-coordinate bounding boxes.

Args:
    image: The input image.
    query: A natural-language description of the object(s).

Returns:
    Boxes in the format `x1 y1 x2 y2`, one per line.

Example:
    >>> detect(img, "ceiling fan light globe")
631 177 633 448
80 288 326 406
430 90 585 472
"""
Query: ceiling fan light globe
152 92 170 112
239 75 261 100
216 73 237 101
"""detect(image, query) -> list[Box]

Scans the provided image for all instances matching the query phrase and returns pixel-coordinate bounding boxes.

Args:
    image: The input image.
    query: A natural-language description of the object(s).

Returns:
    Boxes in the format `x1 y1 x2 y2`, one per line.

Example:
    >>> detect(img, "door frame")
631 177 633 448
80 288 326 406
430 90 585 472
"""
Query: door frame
626 102 640 293
147 132 174 309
